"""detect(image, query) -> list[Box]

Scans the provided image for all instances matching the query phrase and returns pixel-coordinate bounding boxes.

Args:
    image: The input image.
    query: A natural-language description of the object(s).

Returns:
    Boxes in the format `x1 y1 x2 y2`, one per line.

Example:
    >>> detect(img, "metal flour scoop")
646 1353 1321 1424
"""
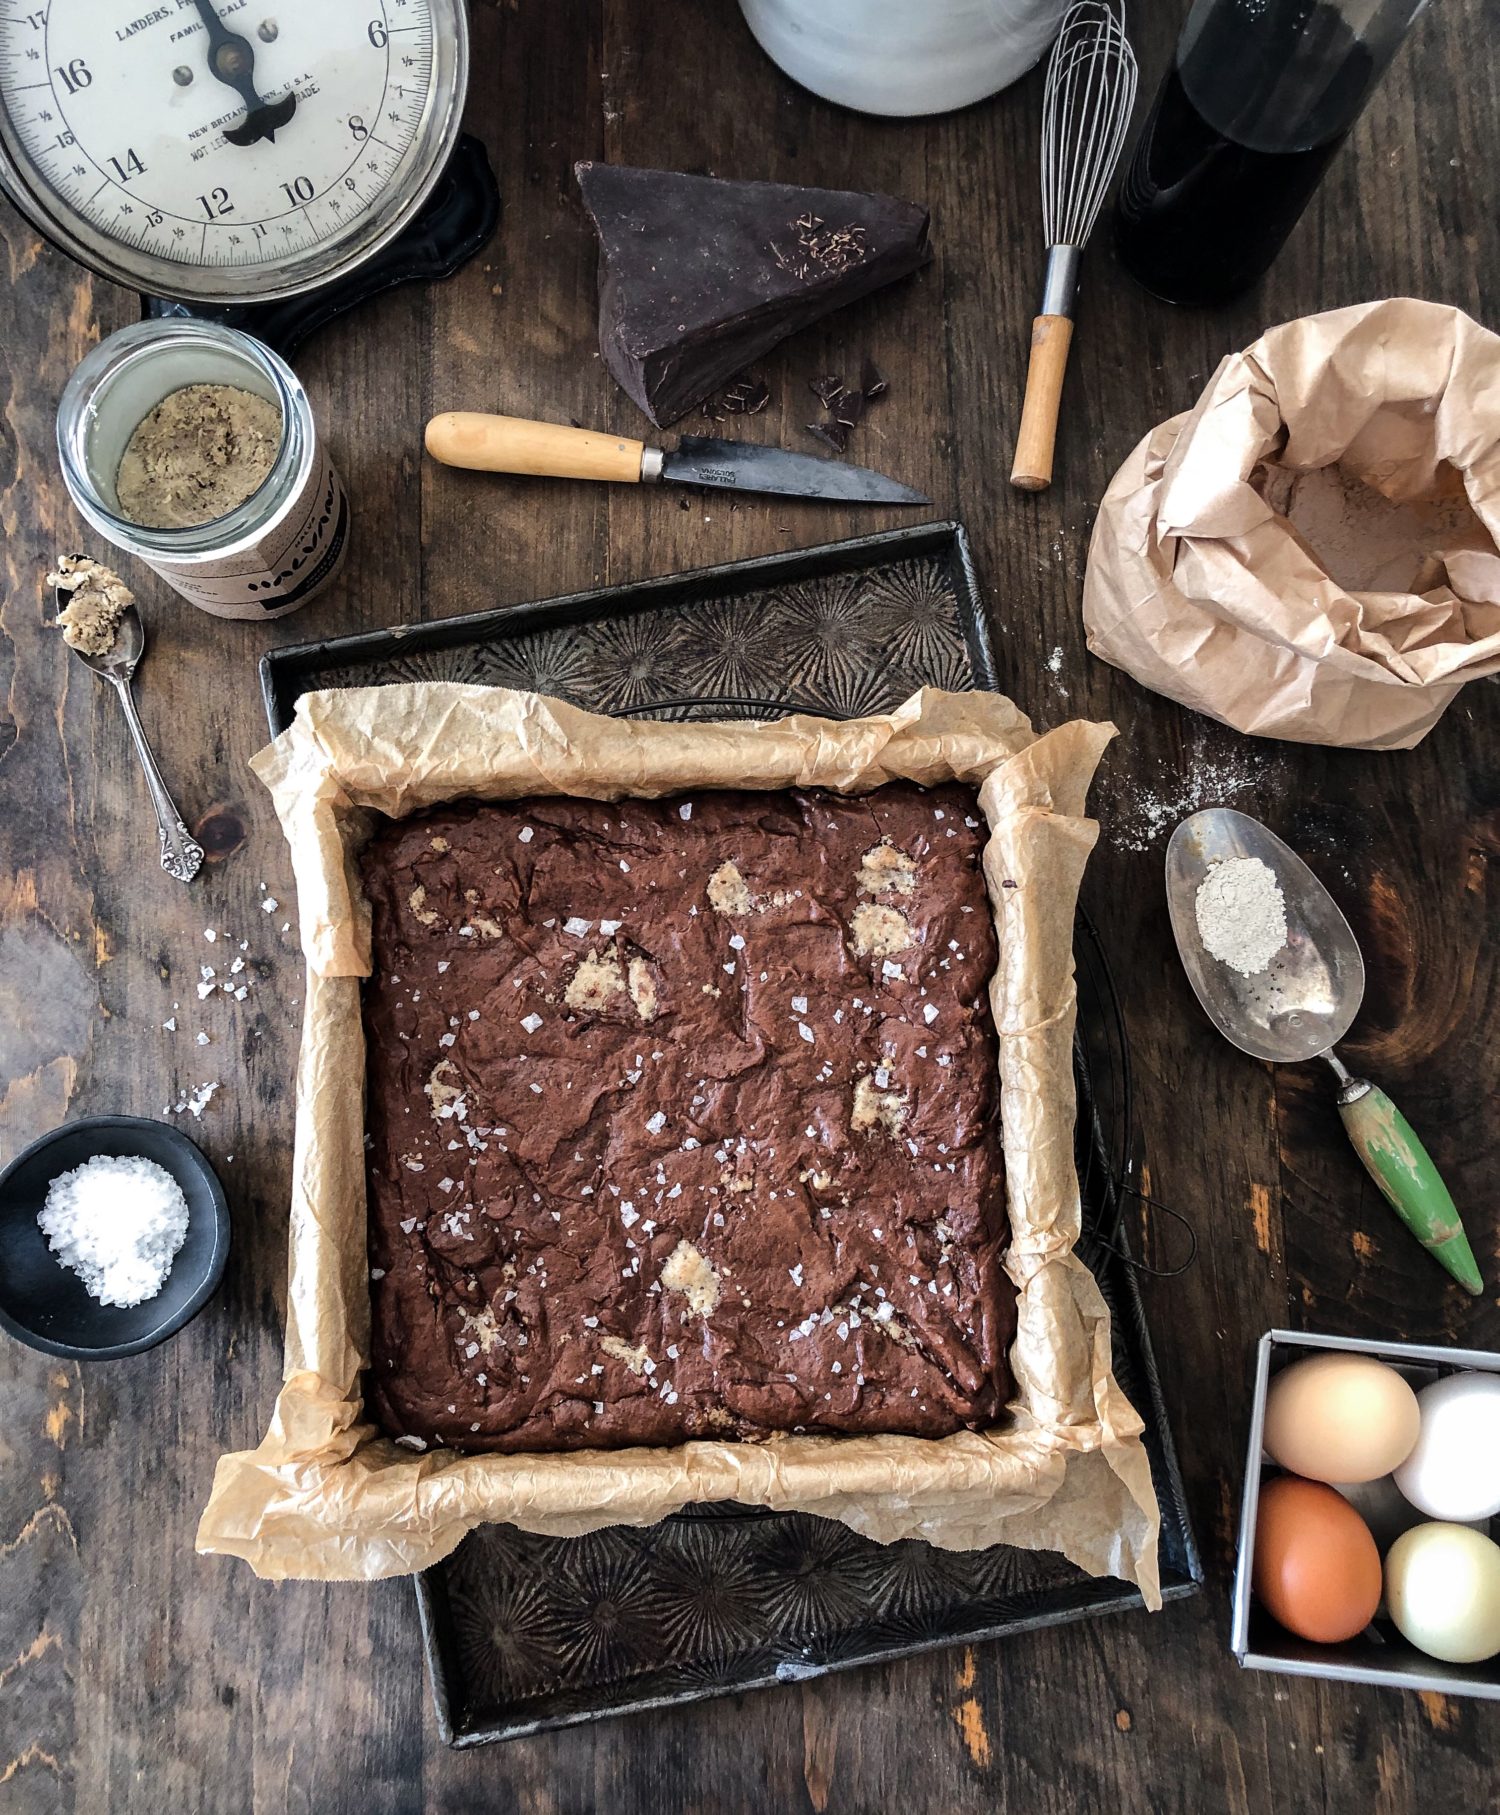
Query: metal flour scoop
1166 808 1483 1296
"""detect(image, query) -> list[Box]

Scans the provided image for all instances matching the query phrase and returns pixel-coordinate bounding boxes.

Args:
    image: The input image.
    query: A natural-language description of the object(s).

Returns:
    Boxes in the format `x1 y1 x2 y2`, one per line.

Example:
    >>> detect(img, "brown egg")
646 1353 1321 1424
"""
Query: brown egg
1253 1474 1383 1643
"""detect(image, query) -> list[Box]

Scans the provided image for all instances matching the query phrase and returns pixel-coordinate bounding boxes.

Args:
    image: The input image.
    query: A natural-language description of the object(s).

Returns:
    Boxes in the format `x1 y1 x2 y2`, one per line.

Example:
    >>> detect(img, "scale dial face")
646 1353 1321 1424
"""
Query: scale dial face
0 0 467 301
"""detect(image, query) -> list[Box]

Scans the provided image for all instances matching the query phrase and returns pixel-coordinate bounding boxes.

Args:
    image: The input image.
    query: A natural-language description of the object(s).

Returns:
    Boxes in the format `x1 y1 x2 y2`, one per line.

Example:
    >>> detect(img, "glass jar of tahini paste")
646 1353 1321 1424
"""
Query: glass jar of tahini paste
56 319 348 620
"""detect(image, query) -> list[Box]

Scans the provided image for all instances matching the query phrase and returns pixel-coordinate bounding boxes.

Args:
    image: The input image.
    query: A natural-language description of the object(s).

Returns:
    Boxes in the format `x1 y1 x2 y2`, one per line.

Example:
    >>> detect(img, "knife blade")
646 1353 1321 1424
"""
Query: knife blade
425 413 930 506
656 436 928 505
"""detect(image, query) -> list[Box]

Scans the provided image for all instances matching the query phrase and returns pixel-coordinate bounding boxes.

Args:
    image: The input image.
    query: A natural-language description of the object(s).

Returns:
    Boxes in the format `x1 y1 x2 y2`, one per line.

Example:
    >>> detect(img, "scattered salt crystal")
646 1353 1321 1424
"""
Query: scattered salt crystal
395 1435 427 1451
791 995 808 1014
436 960 450 973
797 1023 814 1044
600 918 622 935
262 897 277 913
619 859 630 873
922 1003 939 1025
645 1111 666 1135
729 933 745 951
521 1012 543 1034
195 1032 209 1046
679 802 692 820
563 916 592 937
519 827 534 843
230 957 245 975
204 929 217 943
167 1081 219 1119
162 1017 176 1032
882 959 904 980
234 987 247 1001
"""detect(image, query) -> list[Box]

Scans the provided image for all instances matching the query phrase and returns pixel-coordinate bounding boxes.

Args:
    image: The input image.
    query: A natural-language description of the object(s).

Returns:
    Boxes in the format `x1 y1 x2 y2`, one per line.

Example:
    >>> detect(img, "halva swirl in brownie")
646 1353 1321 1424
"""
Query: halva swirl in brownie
360 783 1015 1454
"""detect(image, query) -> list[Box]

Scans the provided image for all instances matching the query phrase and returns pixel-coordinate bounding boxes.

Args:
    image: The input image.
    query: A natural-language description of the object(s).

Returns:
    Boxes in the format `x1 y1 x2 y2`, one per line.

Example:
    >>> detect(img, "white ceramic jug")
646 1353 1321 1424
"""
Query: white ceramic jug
739 0 1068 116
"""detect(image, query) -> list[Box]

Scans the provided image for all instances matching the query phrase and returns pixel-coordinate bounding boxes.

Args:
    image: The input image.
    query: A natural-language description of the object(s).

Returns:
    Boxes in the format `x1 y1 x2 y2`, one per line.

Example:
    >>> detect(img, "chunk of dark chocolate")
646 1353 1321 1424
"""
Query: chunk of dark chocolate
575 163 931 427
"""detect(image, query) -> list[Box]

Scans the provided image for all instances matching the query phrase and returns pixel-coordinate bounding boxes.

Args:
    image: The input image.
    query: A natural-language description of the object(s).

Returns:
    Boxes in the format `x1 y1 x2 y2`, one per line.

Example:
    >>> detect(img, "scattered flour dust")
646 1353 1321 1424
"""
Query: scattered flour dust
1194 857 1288 976
1104 733 1283 854
38 1154 189 1306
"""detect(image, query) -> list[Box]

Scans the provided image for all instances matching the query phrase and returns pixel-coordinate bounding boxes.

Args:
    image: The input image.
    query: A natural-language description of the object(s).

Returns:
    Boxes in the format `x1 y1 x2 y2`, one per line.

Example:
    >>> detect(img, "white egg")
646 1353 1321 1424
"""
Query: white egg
1394 1372 1500 1522
1385 1522 1500 1665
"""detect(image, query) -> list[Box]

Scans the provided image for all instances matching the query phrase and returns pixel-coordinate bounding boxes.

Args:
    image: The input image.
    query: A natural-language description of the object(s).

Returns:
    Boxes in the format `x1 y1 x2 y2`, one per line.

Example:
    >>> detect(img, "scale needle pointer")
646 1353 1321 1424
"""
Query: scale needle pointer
191 0 297 147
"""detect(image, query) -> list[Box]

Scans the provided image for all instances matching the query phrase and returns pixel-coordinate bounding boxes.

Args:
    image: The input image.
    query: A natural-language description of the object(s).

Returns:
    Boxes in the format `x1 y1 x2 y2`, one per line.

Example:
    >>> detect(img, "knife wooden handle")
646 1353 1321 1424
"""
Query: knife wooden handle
1009 315 1074 493
425 412 647 483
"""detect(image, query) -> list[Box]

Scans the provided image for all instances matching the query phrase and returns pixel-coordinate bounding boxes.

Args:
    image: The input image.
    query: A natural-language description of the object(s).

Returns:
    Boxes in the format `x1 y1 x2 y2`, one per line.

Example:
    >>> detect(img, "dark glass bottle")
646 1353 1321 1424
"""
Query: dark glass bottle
1115 0 1429 307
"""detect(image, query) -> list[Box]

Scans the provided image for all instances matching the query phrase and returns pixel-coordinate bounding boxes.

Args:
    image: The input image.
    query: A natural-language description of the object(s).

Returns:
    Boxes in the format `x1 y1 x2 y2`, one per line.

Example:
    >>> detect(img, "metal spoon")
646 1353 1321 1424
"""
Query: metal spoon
1165 808 1482 1295
54 582 204 884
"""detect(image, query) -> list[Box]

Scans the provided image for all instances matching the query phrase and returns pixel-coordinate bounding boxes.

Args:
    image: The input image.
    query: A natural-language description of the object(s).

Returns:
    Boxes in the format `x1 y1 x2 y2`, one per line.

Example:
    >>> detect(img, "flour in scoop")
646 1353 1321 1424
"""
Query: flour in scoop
1194 856 1288 976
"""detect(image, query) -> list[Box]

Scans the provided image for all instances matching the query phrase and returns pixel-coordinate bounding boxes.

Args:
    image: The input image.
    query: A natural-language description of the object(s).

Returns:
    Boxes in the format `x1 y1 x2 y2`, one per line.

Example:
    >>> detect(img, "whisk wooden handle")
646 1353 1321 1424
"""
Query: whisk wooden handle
1010 314 1075 493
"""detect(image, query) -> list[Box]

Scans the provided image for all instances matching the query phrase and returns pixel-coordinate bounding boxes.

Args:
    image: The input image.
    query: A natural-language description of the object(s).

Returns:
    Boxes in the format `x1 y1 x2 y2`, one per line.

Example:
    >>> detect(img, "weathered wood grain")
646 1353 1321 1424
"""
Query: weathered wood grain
1 0 1497 1809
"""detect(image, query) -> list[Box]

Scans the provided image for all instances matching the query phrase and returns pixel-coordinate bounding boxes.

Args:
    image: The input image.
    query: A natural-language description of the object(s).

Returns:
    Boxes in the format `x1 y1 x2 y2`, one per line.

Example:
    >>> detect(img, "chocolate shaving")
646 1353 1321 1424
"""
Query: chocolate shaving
804 420 850 455
772 215 870 283
834 390 867 431
723 377 770 415
703 375 771 422
862 357 888 400
810 374 846 408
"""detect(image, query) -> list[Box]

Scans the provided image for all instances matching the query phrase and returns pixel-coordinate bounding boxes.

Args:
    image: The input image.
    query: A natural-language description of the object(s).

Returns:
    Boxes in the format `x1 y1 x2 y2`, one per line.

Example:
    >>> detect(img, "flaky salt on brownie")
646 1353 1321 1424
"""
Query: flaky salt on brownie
360 782 1016 1454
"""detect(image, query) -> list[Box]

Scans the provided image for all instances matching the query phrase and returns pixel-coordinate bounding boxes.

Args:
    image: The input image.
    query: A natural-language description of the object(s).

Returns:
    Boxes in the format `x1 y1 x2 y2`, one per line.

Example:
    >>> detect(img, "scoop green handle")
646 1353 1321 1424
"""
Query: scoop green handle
1338 1078 1484 1295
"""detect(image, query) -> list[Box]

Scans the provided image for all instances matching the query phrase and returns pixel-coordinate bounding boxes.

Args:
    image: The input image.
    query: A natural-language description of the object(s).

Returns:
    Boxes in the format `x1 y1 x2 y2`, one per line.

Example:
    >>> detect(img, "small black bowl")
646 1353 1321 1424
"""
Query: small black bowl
0 1115 230 1360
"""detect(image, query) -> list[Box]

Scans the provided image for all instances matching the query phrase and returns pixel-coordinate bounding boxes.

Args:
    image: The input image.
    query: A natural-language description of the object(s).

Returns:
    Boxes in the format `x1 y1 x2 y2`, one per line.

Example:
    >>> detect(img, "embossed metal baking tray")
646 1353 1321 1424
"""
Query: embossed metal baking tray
258 522 1201 1745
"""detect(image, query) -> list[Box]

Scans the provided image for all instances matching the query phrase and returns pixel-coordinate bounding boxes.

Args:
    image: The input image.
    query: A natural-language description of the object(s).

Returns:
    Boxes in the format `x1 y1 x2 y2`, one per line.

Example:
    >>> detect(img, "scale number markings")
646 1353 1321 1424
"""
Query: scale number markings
0 0 444 278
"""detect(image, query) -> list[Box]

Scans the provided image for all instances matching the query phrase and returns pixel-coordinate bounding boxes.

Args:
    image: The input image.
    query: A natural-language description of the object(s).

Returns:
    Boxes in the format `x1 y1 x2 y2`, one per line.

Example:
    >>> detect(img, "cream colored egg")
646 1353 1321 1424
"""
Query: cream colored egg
1385 1523 1500 1665
1263 1353 1421 1485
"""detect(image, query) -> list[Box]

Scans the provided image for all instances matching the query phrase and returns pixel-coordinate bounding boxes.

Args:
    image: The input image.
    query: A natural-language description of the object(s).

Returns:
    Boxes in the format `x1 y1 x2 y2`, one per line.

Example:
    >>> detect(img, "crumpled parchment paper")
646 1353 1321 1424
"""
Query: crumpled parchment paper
196 684 1160 1603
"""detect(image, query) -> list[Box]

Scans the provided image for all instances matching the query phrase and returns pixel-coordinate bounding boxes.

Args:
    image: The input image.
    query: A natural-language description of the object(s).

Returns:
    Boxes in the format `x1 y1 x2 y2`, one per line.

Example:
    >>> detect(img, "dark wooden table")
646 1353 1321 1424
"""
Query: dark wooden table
3 3 1497 1809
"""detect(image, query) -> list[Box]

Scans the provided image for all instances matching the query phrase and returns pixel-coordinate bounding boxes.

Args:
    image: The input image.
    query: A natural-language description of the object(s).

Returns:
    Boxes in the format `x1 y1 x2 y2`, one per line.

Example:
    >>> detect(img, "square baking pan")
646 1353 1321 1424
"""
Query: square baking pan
257 523 1202 1743
260 520 995 735
1233 1329 1500 1701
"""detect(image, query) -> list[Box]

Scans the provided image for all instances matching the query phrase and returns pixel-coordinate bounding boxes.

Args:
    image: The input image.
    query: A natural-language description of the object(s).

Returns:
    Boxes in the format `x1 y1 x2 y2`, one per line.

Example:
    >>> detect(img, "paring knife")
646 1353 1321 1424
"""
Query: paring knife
424 412 930 506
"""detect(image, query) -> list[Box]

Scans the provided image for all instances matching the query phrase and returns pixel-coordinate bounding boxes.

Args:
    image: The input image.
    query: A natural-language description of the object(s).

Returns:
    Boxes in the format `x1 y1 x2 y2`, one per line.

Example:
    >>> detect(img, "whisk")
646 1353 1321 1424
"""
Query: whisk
1010 0 1138 493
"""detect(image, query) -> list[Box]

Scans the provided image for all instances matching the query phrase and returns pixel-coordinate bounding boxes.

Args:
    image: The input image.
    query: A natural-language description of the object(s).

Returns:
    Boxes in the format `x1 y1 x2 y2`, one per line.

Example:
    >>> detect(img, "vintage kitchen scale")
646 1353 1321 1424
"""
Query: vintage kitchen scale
0 0 498 354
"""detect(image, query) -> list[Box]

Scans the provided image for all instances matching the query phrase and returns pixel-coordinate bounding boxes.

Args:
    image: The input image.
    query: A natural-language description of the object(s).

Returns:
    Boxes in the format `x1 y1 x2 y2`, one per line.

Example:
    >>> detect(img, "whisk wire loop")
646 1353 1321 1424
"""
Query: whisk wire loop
1041 0 1139 251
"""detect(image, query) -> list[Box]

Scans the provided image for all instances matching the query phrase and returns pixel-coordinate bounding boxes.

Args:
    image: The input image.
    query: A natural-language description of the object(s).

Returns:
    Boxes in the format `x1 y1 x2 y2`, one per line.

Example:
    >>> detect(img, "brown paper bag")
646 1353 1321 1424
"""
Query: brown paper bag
196 684 1160 1602
1084 299 1500 750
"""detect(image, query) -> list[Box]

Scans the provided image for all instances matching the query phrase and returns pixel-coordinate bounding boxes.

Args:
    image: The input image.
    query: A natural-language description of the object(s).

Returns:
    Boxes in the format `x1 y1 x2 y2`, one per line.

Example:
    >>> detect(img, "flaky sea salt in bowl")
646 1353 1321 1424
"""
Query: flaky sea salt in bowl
0 1116 229 1360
